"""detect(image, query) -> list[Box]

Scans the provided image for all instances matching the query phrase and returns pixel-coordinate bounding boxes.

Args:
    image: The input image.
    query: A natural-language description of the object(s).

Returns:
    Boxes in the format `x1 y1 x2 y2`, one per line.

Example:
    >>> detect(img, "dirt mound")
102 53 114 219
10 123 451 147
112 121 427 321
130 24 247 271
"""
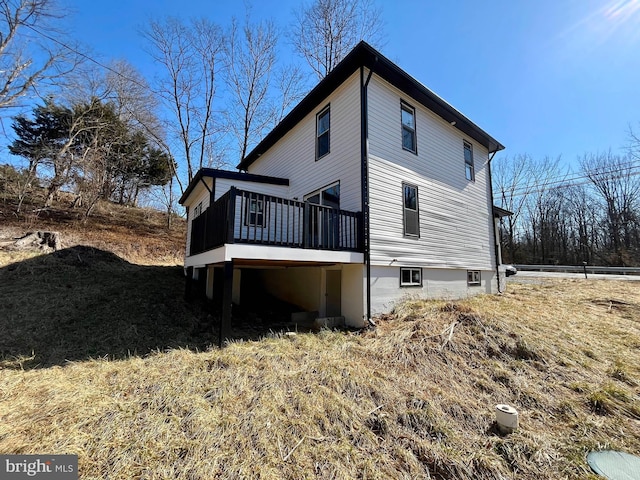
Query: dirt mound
50 245 129 266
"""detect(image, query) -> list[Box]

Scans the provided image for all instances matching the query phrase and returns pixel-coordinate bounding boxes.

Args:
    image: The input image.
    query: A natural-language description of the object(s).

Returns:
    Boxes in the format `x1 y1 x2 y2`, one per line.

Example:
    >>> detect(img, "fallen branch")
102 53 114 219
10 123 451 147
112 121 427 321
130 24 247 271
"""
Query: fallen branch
440 321 458 350
283 436 305 461
368 404 385 415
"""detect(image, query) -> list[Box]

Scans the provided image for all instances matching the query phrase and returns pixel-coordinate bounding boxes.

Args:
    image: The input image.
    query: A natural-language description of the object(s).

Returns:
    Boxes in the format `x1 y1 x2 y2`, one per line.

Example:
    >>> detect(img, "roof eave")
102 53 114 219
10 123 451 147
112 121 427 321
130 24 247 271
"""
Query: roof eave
178 168 289 205
238 41 504 170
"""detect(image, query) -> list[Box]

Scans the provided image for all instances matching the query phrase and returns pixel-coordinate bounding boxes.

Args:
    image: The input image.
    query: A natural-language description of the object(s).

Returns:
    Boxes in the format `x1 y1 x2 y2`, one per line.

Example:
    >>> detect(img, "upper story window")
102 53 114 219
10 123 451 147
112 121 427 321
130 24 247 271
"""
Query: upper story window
401 102 417 154
464 141 474 181
403 182 419 237
316 105 330 160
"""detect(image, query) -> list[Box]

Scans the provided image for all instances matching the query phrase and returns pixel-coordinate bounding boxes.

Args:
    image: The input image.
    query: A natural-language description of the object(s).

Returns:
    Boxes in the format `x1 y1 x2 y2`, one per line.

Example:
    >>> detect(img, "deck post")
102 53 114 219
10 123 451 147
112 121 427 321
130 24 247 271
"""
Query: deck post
184 266 193 301
219 259 234 347
303 201 310 248
227 187 237 244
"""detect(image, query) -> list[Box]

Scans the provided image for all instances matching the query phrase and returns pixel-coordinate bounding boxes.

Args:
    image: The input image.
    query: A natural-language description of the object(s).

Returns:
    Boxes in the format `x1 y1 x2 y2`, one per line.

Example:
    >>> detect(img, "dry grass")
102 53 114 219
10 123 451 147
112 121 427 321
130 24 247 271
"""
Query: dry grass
0 190 186 265
1 275 639 479
0 246 213 369
1 192 639 478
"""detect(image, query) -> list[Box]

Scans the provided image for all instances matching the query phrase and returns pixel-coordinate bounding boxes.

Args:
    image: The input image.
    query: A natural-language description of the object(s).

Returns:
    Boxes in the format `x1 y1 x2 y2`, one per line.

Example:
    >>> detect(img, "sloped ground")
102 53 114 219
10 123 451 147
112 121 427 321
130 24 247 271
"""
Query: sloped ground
0 191 186 265
1 192 638 478
0 246 213 368
1 273 639 479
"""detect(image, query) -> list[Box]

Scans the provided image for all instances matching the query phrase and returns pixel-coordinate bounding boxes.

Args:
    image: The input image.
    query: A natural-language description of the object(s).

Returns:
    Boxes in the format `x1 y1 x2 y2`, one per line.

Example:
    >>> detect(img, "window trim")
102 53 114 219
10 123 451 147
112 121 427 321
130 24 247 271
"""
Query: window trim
244 197 265 227
401 101 417 154
402 182 420 238
316 104 330 160
467 270 481 286
464 141 475 181
193 202 203 218
304 180 340 207
400 267 422 287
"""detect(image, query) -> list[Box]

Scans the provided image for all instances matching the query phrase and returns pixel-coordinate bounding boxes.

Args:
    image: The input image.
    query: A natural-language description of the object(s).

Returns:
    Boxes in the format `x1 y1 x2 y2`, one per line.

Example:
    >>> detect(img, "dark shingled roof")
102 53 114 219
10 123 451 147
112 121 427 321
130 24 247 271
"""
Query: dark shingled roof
237 41 504 171
179 168 288 205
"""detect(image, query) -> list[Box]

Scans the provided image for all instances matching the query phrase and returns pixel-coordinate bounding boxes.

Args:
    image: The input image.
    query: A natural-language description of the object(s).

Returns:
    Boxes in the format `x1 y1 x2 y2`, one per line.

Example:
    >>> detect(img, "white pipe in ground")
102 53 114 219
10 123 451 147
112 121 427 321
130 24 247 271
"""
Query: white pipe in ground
495 404 519 434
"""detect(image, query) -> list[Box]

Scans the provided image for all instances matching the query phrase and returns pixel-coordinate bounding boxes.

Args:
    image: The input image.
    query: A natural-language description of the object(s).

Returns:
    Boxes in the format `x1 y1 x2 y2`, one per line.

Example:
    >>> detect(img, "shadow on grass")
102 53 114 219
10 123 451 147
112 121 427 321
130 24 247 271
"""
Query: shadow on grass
0 246 216 369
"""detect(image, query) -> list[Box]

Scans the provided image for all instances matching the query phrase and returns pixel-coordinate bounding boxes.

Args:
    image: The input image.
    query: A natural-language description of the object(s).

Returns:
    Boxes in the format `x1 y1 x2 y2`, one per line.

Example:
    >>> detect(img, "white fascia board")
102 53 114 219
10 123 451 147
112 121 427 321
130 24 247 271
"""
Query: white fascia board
184 244 364 267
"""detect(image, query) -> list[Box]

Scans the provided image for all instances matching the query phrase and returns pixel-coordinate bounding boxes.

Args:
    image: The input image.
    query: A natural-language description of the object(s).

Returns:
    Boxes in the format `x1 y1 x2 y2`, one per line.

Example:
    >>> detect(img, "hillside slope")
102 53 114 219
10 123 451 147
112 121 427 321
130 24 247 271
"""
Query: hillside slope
2 277 639 478
0 196 639 479
0 192 186 265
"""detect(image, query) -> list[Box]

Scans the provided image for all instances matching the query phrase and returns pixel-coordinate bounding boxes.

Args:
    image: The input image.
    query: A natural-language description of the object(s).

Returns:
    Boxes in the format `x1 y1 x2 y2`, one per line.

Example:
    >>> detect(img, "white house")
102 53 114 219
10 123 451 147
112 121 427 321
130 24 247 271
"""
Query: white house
179 42 509 340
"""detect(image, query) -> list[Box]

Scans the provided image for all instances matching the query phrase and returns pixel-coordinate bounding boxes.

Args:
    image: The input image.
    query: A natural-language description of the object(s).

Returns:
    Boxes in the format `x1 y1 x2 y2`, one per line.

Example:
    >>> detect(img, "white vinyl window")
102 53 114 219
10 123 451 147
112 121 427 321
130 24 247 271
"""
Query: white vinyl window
402 183 419 237
467 270 481 286
401 102 417 153
400 268 422 287
464 141 474 181
245 198 265 227
193 202 203 218
316 105 330 159
304 182 340 208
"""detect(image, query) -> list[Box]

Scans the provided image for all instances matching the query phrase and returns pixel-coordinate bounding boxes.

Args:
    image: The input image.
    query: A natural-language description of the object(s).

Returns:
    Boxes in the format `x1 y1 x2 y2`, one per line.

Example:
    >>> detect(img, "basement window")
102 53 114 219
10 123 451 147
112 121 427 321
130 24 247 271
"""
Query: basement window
400 267 422 287
467 270 481 286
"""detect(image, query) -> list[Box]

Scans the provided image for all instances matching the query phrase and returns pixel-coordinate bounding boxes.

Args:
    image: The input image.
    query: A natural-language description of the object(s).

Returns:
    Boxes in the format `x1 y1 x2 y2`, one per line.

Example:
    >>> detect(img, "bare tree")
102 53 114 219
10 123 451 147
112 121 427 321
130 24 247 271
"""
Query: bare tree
144 17 224 184
272 64 307 125
523 156 568 263
290 0 385 79
564 183 600 264
0 0 80 110
58 61 182 203
629 124 640 161
224 14 277 161
102 61 182 194
492 154 537 263
104 61 162 135
580 151 640 265
142 174 180 230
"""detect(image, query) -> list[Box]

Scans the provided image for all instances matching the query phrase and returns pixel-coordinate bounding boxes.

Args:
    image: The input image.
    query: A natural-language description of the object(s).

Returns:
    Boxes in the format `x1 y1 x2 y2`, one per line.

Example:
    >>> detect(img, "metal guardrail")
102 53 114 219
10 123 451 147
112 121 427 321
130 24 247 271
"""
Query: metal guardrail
514 265 640 275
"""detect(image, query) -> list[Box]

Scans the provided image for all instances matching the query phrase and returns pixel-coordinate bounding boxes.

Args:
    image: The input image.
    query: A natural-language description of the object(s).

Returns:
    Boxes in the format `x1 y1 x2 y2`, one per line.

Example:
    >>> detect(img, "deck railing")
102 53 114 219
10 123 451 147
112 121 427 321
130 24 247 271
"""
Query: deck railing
190 187 363 255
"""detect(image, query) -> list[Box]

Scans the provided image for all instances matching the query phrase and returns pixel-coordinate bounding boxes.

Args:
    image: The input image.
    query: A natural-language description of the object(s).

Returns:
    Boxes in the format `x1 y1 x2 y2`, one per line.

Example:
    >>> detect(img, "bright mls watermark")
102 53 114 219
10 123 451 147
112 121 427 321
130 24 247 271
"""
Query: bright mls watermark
0 455 77 479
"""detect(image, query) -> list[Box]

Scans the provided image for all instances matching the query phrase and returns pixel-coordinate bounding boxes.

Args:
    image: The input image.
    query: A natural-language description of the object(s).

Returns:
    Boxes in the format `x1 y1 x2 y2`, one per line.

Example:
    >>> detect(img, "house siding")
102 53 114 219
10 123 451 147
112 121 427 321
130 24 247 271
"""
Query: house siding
247 72 362 213
367 75 496 272
184 177 289 259
214 178 289 201
370 266 495 315
184 177 213 259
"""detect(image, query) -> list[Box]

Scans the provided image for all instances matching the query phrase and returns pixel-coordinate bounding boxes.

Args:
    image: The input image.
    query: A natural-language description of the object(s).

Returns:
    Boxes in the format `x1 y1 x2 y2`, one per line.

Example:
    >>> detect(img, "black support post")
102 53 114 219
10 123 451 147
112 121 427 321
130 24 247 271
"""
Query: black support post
184 266 193 301
219 260 234 347
227 187 237 244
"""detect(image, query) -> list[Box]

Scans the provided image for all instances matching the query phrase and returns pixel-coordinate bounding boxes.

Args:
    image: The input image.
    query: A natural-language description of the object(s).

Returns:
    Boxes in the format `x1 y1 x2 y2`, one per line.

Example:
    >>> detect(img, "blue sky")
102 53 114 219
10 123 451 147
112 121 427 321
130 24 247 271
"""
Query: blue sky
50 0 640 166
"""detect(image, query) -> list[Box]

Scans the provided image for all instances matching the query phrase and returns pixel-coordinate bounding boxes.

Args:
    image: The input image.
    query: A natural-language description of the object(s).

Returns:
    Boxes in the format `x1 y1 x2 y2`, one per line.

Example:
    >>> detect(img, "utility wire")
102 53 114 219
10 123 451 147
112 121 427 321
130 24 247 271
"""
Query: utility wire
501 173 640 200
499 156 640 194
22 22 640 201
23 24 152 92
496 160 640 198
